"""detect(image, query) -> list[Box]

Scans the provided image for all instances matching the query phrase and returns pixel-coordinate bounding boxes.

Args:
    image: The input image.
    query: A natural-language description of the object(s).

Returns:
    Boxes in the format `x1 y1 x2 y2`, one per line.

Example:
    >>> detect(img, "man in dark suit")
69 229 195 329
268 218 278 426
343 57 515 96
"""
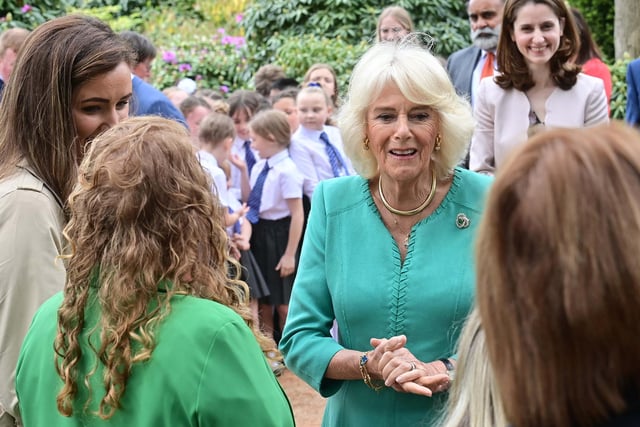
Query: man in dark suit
446 0 504 168
120 31 186 126
446 0 505 106
131 75 186 127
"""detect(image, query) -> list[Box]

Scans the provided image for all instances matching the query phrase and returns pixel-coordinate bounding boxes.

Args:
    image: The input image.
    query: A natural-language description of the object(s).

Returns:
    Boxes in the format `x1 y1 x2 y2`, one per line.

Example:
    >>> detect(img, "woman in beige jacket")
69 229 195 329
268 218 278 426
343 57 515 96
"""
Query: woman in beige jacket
0 16 133 426
469 0 608 175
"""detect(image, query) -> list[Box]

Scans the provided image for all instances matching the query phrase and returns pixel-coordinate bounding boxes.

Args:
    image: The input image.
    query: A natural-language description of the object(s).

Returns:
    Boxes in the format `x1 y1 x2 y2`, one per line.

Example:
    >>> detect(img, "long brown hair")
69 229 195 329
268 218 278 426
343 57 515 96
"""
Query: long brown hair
0 15 134 207
571 7 603 65
54 117 267 419
477 122 640 427
495 0 580 91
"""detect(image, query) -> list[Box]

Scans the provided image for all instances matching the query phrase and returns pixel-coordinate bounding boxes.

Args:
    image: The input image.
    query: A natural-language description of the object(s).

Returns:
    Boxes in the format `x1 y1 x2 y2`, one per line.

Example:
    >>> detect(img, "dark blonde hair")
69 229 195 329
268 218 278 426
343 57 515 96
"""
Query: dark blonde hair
199 112 235 147
254 64 286 98
496 0 580 91
227 89 266 121
302 63 339 107
439 308 507 427
0 15 134 207
297 85 332 109
0 27 29 57
477 122 640 427
54 117 269 419
249 109 291 148
179 95 211 117
375 5 414 42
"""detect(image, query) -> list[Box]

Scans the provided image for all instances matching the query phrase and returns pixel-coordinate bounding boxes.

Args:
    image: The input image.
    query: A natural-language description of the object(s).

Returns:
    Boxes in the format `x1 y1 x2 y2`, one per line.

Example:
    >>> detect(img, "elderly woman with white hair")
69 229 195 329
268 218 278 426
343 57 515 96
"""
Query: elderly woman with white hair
279 36 492 427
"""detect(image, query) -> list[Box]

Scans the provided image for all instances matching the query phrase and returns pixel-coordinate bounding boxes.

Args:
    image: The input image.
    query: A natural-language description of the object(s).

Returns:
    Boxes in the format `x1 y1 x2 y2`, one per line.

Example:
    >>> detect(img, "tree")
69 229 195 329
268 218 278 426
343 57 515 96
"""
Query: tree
569 0 614 61
614 0 640 59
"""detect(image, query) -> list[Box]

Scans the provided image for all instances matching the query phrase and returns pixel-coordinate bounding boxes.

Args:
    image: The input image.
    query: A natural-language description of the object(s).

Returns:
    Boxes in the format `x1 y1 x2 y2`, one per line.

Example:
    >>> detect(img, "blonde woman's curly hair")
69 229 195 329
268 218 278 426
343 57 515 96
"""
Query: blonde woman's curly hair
54 116 271 419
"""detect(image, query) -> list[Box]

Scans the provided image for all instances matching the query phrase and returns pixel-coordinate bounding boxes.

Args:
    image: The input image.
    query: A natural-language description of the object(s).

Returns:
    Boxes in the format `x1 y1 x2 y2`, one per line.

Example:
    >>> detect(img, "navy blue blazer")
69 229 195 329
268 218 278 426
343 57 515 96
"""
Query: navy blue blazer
446 45 482 102
131 75 186 127
626 58 640 127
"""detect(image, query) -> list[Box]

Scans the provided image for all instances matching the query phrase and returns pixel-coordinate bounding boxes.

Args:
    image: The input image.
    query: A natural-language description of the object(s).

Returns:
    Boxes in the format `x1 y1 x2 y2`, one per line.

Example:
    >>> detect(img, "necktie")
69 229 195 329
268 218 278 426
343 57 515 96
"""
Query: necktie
246 162 270 224
228 207 242 235
244 140 256 174
481 51 495 80
320 131 346 178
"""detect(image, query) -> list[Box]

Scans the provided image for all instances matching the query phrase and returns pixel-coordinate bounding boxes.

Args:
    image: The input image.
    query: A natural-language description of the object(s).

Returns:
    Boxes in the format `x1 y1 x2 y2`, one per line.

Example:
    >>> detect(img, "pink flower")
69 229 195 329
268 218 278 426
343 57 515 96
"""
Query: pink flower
178 63 192 72
220 85 229 94
21 4 32 13
235 14 243 23
221 35 245 48
217 28 226 34
162 50 177 64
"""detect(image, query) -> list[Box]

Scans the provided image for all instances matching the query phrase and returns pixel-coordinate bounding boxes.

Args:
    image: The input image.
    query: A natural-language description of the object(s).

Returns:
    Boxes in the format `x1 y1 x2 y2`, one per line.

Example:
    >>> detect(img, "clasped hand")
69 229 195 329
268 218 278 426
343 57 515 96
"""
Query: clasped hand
367 335 450 397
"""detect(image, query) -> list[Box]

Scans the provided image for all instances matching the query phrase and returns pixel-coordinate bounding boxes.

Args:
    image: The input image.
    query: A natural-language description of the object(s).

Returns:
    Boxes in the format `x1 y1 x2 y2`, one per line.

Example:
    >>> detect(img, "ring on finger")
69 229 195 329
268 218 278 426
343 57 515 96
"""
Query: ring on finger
409 361 416 371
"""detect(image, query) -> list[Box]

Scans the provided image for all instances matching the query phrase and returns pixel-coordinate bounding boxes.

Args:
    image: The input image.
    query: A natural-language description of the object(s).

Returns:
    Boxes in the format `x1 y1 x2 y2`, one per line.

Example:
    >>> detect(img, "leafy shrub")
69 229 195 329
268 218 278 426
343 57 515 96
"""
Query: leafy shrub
0 1 67 30
271 33 369 98
609 55 632 120
0 0 198 30
570 0 614 61
150 29 251 94
243 0 470 67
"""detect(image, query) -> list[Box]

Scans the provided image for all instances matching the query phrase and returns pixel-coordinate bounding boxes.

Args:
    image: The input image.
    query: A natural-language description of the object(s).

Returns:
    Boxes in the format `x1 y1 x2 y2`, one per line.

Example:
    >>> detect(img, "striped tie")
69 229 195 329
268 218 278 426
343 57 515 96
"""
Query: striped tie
320 131 346 177
246 162 270 224
244 140 256 174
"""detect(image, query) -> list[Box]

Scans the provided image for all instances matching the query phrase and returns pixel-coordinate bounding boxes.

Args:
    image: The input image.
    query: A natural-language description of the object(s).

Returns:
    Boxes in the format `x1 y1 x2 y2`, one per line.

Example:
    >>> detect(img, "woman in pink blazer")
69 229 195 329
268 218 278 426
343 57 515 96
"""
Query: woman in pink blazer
469 0 608 175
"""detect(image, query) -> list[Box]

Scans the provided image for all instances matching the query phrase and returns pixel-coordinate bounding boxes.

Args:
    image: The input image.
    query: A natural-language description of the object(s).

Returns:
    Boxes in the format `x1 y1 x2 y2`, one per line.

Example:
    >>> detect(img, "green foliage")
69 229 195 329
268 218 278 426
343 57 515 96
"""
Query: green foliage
609 55 632 121
243 0 470 66
0 0 198 30
150 30 251 94
569 0 614 61
273 34 369 95
65 5 144 31
0 1 69 30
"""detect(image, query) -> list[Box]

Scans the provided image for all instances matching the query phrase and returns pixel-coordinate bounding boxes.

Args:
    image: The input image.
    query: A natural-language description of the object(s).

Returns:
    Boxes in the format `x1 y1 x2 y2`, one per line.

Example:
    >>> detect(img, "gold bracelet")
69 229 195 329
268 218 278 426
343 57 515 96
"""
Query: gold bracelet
359 353 384 391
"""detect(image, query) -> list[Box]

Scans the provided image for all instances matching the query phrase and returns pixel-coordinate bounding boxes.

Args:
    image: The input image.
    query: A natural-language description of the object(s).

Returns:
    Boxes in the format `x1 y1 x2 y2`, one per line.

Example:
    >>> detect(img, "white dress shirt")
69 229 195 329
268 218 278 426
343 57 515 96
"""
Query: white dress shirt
230 136 261 202
197 150 230 207
250 149 303 221
290 125 353 197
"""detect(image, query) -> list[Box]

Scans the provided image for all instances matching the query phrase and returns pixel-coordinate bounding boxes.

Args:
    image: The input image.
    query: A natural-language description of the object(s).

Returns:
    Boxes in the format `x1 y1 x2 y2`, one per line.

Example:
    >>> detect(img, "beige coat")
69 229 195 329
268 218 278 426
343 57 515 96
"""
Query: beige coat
470 73 609 175
0 164 66 423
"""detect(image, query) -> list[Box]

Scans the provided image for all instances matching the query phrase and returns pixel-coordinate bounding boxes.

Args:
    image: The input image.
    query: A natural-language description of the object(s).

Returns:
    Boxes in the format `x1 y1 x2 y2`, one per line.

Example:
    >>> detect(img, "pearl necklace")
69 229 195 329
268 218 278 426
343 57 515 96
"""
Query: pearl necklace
378 169 437 216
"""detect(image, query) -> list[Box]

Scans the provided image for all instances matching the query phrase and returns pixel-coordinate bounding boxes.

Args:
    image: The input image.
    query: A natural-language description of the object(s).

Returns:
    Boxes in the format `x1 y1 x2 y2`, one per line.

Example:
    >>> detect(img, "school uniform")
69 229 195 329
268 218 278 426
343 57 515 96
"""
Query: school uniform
226 197 270 300
290 125 353 196
196 150 229 206
229 136 260 202
248 150 303 305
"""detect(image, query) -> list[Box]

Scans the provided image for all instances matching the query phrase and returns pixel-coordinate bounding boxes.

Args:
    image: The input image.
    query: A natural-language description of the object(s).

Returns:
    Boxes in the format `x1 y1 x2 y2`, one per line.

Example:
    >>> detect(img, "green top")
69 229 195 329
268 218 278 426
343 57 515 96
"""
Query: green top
17 289 295 426
280 168 492 427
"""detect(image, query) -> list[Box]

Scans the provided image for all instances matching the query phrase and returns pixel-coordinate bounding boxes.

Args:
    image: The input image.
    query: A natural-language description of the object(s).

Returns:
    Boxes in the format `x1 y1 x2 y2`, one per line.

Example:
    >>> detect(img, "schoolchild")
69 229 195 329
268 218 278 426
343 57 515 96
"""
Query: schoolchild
198 112 269 330
231 109 303 342
227 90 266 201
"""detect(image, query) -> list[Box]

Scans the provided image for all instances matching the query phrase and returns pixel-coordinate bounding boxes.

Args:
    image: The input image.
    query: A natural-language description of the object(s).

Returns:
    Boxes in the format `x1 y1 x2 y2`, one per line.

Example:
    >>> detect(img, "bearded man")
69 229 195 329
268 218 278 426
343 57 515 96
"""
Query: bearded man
446 0 505 168
447 0 505 105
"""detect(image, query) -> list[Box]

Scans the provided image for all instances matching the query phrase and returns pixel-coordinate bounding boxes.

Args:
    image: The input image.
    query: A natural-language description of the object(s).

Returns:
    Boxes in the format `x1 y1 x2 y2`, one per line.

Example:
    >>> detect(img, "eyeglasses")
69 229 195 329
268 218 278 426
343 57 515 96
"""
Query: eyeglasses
380 27 405 34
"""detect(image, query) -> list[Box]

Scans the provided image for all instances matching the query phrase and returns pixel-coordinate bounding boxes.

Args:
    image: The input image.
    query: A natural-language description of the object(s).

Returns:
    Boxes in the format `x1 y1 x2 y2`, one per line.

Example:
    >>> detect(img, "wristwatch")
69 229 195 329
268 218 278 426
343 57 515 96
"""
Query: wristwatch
439 357 455 381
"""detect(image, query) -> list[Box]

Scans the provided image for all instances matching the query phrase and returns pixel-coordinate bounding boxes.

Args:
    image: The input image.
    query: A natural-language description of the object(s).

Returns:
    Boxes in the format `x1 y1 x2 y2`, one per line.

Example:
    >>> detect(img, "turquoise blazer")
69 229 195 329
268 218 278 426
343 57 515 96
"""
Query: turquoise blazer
280 169 492 427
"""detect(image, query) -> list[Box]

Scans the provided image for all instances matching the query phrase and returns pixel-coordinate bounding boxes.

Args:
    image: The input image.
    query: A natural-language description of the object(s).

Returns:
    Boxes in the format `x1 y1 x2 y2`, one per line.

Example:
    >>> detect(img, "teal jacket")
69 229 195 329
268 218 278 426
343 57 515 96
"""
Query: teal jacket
280 169 492 427
17 289 295 426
